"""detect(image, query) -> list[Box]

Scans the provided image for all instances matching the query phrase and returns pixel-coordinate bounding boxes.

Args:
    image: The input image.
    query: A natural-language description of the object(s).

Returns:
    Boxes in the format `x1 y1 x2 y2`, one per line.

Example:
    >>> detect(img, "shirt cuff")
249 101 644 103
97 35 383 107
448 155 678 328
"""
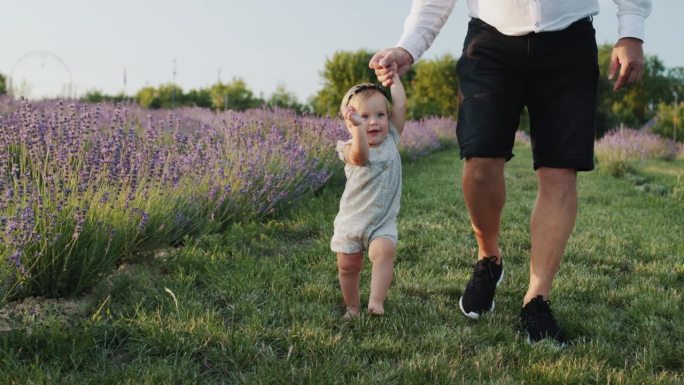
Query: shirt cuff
396 36 424 62
618 13 646 41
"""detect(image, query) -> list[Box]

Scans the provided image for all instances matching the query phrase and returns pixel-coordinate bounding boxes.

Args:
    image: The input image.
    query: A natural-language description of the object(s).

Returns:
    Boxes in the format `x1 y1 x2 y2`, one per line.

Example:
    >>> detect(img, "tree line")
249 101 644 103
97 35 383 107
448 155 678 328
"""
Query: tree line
1 45 682 140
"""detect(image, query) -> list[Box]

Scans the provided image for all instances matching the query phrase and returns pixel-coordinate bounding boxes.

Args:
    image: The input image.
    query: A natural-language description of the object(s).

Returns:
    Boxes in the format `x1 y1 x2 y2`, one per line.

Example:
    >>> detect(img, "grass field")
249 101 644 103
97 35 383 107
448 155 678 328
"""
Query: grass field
1 144 683 384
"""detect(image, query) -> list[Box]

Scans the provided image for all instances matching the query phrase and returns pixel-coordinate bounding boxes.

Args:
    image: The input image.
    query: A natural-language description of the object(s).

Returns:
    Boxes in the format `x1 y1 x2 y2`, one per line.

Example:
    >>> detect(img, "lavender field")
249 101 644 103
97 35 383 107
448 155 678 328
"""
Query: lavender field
0 97 457 303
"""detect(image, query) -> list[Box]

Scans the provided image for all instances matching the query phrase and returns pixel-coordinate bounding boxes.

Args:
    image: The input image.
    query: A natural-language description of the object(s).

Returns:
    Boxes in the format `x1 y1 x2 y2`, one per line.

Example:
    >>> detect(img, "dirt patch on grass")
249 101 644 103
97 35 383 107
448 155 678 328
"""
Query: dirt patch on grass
0 295 93 334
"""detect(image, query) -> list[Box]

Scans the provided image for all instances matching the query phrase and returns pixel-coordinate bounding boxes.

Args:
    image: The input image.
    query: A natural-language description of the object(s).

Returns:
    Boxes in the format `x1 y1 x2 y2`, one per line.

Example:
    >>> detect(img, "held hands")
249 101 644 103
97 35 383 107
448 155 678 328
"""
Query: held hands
609 37 645 91
369 48 413 87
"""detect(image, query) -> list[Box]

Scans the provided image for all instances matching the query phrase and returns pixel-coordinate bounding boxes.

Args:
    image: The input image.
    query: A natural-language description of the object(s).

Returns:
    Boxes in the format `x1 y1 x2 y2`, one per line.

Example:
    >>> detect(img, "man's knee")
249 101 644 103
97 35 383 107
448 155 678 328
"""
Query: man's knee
537 167 577 185
465 157 505 183
536 167 577 199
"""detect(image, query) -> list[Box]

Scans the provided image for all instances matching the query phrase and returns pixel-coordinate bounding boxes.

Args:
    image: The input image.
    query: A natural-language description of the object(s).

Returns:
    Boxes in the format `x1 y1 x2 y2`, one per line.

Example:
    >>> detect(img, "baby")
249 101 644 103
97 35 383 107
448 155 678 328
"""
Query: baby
331 72 406 319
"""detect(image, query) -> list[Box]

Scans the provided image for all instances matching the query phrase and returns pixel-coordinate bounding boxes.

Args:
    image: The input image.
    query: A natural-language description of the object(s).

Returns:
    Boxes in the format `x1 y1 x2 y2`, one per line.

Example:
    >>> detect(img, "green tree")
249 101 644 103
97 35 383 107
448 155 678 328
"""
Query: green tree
668 67 684 97
185 88 212 108
0 73 6 95
408 54 458 119
209 78 259 111
83 90 106 103
81 90 128 104
134 83 186 109
651 101 683 142
156 83 185 108
268 83 298 108
136 86 161 109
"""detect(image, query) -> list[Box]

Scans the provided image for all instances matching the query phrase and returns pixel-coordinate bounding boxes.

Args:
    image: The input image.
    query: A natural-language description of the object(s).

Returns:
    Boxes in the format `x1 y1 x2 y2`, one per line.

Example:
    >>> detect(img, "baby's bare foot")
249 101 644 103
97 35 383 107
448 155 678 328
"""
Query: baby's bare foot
342 307 360 320
367 302 385 316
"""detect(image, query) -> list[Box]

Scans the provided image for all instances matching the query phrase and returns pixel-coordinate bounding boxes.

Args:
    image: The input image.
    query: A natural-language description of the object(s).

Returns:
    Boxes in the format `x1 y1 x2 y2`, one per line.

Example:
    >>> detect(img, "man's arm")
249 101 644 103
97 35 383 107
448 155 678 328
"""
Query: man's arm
396 0 458 62
369 0 457 87
610 0 652 91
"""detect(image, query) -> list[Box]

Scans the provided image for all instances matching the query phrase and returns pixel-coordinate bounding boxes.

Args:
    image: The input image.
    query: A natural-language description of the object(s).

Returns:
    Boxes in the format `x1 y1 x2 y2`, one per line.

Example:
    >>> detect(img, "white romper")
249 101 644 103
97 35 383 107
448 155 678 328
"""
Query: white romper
331 124 402 254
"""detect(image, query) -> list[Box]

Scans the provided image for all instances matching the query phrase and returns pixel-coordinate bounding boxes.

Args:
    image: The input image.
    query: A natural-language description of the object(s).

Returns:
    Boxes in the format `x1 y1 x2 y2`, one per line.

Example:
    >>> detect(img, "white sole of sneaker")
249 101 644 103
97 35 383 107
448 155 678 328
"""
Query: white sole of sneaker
458 266 505 320
459 296 494 319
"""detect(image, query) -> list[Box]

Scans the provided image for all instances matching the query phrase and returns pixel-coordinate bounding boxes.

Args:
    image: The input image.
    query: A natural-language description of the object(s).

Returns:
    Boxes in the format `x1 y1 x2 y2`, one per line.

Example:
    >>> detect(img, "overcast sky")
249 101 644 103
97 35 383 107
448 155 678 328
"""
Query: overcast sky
2 0 682 102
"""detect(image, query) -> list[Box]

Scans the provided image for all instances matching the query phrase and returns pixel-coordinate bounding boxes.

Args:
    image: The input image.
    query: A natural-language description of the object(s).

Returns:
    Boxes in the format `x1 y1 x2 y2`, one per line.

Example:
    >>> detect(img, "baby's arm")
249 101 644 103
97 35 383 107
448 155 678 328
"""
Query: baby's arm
342 106 369 166
388 72 407 134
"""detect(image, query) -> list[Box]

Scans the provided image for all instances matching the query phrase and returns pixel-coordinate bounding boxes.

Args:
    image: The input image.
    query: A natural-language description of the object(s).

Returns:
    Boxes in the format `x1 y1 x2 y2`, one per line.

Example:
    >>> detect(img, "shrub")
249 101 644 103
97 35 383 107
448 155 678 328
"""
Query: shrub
399 117 456 159
595 128 678 176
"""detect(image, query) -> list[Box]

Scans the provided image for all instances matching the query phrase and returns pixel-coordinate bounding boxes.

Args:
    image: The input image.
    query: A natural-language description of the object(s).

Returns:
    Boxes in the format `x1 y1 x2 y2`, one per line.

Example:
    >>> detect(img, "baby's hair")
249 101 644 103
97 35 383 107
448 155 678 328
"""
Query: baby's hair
339 83 391 117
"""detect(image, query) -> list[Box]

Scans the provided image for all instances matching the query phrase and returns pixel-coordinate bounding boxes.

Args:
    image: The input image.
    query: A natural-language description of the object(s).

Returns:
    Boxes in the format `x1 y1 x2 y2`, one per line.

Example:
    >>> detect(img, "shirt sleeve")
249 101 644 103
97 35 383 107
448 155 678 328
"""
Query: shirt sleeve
396 0 458 61
613 0 652 41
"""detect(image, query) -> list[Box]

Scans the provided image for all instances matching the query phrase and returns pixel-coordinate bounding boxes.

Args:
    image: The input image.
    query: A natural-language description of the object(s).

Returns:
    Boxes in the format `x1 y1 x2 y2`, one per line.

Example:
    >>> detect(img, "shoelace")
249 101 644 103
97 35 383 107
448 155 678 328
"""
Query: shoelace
467 256 498 288
525 298 558 334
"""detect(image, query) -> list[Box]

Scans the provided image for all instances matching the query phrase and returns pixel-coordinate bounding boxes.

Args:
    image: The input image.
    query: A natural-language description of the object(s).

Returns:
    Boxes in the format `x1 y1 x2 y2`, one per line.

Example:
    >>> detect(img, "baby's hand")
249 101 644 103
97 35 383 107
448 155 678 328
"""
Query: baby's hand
343 106 363 127
382 62 401 85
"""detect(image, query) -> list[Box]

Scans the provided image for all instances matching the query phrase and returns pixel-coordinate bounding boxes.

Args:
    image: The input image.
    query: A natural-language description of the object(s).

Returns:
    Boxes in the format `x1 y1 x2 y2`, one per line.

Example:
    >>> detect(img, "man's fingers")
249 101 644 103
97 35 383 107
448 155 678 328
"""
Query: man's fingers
608 56 619 80
370 48 408 84
368 52 383 69
614 61 632 91
628 69 639 85
378 51 395 68
630 63 643 83
614 59 645 90
369 49 394 69
610 38 645 91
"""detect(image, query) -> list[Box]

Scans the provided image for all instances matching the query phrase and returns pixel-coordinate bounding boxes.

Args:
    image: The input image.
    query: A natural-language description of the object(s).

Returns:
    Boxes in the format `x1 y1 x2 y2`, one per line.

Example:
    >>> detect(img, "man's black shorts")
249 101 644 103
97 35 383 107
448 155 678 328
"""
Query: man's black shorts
456 17 599 171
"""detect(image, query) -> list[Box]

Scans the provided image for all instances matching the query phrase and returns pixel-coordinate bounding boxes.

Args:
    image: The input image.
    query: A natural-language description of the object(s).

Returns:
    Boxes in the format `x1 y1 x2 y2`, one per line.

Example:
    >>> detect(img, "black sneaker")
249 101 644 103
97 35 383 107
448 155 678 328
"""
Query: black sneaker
520 295 568 345
458 256 504 319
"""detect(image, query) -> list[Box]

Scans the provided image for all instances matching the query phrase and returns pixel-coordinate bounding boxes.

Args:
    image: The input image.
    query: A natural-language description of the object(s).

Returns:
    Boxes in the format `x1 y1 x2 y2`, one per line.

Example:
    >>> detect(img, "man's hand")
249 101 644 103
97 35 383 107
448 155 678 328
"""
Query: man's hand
368 48 414 87
609 37 645 91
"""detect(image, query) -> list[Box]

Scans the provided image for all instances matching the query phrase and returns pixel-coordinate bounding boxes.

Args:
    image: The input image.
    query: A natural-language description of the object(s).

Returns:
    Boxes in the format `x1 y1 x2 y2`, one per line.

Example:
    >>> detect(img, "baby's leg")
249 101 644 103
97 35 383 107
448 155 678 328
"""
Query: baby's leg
337 252 363 319
367 237 395 315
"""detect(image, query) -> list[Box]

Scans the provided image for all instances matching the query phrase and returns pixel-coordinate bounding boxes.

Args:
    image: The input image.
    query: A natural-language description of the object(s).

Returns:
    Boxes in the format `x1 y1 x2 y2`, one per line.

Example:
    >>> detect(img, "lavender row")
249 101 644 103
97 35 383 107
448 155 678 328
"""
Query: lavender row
595 127 680 174
0 100 344 300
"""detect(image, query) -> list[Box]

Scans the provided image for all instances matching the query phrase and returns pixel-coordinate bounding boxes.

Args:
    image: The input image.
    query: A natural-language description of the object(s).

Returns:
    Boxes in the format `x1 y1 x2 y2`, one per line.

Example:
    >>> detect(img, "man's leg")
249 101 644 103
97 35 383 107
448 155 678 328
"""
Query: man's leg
524 167 577 305
458 157 507 319
519 167 576 343
462 157 506 261
455 18 525 318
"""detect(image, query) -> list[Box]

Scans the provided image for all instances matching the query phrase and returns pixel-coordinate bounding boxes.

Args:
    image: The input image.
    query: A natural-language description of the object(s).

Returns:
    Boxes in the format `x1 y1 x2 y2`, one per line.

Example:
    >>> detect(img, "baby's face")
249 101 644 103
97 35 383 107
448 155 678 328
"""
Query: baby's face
349 93 389 147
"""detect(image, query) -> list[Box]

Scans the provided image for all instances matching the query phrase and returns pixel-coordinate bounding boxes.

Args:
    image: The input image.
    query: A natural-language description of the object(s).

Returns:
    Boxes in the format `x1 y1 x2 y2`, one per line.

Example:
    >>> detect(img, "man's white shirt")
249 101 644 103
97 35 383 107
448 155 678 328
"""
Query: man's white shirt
397 0 652 61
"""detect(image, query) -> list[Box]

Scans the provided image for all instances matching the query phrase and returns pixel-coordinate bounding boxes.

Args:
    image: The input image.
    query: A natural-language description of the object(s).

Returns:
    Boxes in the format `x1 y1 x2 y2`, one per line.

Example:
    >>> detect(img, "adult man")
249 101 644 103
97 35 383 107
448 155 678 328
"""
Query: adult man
370 0 651 343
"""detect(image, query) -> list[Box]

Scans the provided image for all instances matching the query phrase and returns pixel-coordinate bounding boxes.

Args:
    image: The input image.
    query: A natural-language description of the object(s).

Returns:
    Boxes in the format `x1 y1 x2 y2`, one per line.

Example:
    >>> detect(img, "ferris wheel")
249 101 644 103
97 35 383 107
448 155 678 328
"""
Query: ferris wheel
10 50 73 100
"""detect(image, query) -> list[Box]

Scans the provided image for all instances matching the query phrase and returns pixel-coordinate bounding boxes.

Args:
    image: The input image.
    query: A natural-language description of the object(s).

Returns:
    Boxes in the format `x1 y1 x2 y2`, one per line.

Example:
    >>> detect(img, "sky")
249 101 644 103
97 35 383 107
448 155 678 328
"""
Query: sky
2 0 683 102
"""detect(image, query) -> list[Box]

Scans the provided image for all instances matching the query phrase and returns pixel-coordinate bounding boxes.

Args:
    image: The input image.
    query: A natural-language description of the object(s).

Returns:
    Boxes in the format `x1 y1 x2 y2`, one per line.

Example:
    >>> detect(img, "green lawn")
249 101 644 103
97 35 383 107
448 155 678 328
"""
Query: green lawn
1 145 683 384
